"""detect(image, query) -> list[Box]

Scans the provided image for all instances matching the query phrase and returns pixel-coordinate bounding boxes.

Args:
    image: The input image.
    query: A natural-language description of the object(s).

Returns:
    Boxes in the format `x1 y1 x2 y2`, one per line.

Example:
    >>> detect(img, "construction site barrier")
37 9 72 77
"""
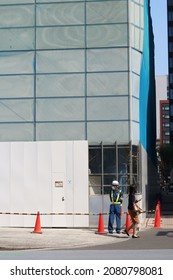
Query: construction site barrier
0 208 158 234
0 212 106 216
0 210 155 216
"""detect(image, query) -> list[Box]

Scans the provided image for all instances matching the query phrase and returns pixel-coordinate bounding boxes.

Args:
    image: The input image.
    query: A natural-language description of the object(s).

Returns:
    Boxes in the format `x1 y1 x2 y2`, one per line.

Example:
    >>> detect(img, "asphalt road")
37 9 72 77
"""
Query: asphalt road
0 248 173 260
78 228 173 250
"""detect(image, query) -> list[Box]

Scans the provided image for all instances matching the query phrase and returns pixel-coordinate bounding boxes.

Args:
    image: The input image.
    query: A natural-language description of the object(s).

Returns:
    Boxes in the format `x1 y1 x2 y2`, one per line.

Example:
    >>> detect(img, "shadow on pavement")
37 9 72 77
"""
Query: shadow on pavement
156 230 173 237
77 228 173 251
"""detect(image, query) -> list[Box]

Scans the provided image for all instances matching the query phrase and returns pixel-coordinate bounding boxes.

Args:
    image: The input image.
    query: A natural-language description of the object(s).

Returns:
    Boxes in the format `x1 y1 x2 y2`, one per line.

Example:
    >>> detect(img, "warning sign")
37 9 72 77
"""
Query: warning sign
55 181 63 187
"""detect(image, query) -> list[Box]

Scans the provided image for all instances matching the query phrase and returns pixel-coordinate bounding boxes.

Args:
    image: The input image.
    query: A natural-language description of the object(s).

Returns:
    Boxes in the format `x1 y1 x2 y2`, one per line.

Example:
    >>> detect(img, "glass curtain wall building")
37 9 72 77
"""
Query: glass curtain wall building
168 0 173 143
0 1 157 208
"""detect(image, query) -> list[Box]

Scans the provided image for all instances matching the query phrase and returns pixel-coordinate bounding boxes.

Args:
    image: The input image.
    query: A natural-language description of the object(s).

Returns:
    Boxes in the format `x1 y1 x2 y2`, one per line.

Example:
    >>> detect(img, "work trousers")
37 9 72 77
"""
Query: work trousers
108 204 121 233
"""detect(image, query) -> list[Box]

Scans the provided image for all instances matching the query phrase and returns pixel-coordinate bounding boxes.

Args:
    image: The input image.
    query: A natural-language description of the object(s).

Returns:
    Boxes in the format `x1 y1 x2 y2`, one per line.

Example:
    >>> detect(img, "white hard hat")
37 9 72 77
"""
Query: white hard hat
112 180 119 186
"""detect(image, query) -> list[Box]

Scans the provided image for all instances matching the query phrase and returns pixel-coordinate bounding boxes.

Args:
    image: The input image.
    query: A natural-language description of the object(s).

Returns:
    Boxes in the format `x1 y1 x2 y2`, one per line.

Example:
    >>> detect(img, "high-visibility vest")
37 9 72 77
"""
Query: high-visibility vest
111 189 122 204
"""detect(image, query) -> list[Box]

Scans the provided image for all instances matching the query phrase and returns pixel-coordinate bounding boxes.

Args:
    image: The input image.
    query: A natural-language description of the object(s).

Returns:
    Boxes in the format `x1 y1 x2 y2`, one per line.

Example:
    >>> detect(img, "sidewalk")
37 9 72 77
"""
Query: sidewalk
0 227 131 251
143 215 173 229
0 216 172 251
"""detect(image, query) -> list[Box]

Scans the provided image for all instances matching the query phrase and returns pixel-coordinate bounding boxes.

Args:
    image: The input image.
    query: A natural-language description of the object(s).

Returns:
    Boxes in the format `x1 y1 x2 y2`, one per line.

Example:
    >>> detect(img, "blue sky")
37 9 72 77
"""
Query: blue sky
150 0 168 75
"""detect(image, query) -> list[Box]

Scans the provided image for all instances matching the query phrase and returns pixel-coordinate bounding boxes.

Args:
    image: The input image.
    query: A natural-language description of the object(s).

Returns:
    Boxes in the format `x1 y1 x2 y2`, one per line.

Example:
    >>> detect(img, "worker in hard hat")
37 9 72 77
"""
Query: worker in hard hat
108 180 123 234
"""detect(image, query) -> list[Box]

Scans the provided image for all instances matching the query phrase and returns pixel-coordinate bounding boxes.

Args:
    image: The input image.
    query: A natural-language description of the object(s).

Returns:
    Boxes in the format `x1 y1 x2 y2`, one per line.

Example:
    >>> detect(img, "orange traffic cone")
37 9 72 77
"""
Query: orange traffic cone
32 211 42 234
157 200 161 212
125 212 132 233
95 213 106 234
154 203 160 228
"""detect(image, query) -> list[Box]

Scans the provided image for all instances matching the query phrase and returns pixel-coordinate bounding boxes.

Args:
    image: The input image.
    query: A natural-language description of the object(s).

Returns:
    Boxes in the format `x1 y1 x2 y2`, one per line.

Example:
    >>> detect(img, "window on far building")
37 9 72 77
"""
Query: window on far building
162 114 170 119
164 131 170 136
162 105 169 110
163 123 170 127
163 140 170 144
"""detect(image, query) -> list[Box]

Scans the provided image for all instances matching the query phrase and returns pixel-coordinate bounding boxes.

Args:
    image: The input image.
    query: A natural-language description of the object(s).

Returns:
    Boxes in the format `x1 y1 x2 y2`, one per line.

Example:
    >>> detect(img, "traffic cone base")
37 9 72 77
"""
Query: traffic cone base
32 211 42 234
95 213 107 234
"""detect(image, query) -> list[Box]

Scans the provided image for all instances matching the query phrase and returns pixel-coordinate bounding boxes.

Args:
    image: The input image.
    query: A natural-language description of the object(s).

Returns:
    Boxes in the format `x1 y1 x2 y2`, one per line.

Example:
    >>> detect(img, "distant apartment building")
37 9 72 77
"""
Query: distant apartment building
155 75 169 144
160 100 170 144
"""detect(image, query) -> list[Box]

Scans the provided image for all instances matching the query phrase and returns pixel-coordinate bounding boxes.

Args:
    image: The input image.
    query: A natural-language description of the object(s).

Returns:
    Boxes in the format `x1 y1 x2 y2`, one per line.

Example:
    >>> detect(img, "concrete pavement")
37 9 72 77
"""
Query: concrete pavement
0 227 129 251
0 216 173 251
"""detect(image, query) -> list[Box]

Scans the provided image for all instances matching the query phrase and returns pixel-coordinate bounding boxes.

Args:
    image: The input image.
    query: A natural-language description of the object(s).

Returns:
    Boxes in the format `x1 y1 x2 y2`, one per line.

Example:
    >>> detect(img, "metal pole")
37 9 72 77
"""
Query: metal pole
101 142 104 213
129 141 133 185
116 141 118 180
